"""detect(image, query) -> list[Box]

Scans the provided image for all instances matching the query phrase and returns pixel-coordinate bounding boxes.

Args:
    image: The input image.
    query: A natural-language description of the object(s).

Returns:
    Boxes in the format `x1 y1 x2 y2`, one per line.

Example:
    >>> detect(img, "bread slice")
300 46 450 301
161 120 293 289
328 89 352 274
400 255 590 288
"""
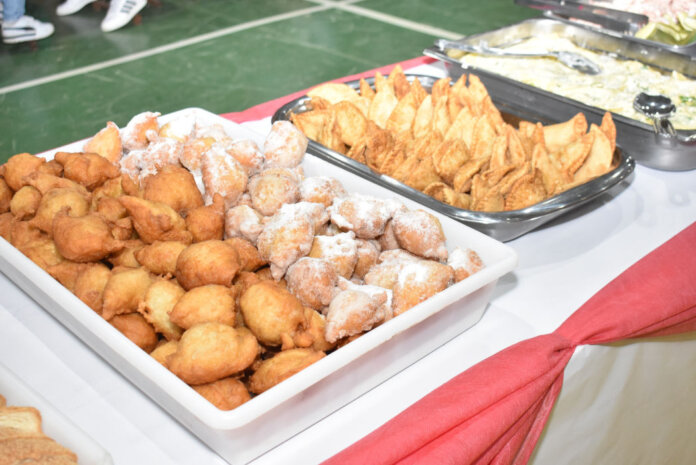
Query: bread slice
8 455 78 464
0 437 77 465
0 407 43 436
0 394 6 407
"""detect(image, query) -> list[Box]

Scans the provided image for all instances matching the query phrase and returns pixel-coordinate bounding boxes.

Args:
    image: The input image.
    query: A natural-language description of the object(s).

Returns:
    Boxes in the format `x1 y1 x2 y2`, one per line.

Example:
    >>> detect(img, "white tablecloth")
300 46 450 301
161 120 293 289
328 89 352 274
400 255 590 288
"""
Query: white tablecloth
1 63 695 464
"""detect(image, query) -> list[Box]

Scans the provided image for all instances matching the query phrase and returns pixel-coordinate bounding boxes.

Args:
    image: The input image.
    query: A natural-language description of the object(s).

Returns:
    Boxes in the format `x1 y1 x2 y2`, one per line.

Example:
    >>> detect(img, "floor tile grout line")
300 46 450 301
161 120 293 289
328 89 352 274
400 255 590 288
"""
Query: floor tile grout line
0 4 331 96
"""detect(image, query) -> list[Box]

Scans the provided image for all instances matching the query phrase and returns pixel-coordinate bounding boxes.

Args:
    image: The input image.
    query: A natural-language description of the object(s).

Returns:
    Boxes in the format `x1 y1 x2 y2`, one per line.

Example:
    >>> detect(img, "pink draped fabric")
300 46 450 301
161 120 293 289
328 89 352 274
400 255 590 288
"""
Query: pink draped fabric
324 221 696 465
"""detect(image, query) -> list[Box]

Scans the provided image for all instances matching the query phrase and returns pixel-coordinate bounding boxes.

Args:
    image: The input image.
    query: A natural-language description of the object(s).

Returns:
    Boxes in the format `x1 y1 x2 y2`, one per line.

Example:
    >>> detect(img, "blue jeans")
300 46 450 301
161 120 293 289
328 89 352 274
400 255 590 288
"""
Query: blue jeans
2 0 26 23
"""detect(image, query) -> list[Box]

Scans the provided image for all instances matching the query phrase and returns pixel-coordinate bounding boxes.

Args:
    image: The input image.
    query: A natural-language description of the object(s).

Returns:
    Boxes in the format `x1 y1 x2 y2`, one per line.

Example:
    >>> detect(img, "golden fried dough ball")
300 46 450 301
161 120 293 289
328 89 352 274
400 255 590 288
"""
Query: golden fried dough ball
46 260 88 292
378 219 400 251
138 279 185 341
224 237 266 272
181 136 215 173
175 240 241 290
354 239 380 279
73 263 111 314
263 120 308 169
9 220 42 249
308 232 359 279
84 121 122 164
110 313 159 352
303 307 335 352
0 178 12 213
24 171 88 196
201 144 247 209
391 209 448 261
328 194 403 239
324 288 391 343
9 186 41 220
248 348 324 394
107 239 145 268
150 340 178 367
39 159 64 176
119 195 192 244
142 165 204 214
169 284 237 329
19 236 64 271
134 240 187 276
0 212 16 241
299 176 346 207
363 249 420 290
239 281 306 347
448 247 484 282
52 211 124 262
280 201 329 231
392 260 454 316
193 377 251 411
91 176 124 208
168 323 259 385
256 205 314 280
158 115 195 142
186 194 224 243
2 153 45 191
224 204 264 244
234 270 262 297
224 139 264 176
285 257 338 310
248 169 300 216
121 111 160 151
95 196 128 223
53 151 120 190
102 267 153 320
29 188 89 235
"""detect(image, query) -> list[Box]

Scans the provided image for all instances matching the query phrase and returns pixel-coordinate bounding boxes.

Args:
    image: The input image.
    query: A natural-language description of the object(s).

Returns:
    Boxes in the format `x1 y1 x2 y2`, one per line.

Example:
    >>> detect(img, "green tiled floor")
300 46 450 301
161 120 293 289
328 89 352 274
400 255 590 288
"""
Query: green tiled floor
0 0 539 160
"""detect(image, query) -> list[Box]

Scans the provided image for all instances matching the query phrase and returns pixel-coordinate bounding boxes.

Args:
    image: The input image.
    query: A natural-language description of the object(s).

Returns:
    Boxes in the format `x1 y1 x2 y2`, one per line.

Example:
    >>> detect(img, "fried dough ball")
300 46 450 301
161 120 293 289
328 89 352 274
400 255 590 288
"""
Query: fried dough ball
52 211 124 262
9 220 43 249
175 240 240 290
150 340 178 367
391 209 448 261
201 143 247 209
303 307 335 352
91 176 124 208
158 115 195 142
23 171 88 196
224 205 264 244
378 219 400 251
30 188 89 235
285 257 338 310
354 239 380 279
121 111 160 151
95 196 127 223
107 239 145 268
73 263 111 314
308 232 359 279
248 169 300 216
9 186 41 220
186 194 225 242
239 281 307 347
0 212 16 241
53 151 120 190
224 139 264 176
363 249 421 290
138 279 185 341
299 176 346 207
125 138 183 182
20 236 64 270
392 260 454 316
448 247 485 282
169 284 237 329
181 136 215 173
110 312 159 352
280 201 329 231
102 267 153 320
119 195 192 244
248 348 324 394
328 194 403 239
263 120 308 169
46 260 88 292
2 153 45 191
167 323 259 385
224 237 266 272
134 240 187 276
324 288 391 343
84 121 122 164
193 377 251 411
256 205 314 280
142 165 204 214
39 159 64 176
0 178 12 213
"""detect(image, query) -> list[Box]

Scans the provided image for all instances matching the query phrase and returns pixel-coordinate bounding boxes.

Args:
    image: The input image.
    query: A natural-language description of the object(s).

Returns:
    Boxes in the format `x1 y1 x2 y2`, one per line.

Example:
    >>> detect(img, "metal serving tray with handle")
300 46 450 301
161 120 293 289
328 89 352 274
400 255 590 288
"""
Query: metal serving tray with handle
272 75 634 242
423 18 696 171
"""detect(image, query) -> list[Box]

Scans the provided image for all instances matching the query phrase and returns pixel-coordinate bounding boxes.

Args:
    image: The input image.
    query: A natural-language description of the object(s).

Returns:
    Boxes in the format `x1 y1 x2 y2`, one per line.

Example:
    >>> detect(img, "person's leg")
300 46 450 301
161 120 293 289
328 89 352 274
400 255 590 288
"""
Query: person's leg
2 0 26 23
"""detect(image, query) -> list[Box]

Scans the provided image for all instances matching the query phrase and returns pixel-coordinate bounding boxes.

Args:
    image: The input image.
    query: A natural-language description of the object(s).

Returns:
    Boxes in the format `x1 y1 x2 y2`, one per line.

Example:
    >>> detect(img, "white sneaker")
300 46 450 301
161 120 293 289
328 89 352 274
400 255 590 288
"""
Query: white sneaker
101 0 147 32
2 15 54 44
56 0 97 17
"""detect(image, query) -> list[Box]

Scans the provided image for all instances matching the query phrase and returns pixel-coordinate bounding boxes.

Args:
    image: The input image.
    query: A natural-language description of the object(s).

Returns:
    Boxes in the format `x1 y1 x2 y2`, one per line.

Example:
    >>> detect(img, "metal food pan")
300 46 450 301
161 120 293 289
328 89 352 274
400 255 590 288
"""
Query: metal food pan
272 75 635 242
423 18 696 171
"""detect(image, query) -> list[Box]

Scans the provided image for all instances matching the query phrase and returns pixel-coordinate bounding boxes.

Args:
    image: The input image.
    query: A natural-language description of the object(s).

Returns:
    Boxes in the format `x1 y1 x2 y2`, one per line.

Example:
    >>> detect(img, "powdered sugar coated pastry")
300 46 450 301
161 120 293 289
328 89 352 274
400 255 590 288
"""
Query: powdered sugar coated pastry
353 238 381 279
137 138 185 181
181 136 215 174
309 231 359 279
194 122 228 141
248 168 300 216
448 246 484 282
324 288 389 343
328 194 404 239
337 277 393 322
225 204 265 244
392 259 454 316
224 139 265 176
278 201 329 231
263 120 308 169
299 176 347 207
286 257 338 310
121 111 161 152
158 114 196 142
391 209 448 261
201 143 248 209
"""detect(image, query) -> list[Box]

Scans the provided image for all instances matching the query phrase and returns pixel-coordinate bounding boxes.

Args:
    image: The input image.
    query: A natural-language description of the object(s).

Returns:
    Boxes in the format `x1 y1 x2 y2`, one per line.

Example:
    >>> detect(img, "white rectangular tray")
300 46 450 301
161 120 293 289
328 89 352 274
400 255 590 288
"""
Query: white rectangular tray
0 108 518 464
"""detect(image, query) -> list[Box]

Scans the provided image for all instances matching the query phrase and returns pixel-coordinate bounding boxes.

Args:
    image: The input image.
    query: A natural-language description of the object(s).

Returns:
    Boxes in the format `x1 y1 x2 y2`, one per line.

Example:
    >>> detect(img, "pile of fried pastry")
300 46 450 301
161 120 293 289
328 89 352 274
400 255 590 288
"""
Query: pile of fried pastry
0 112 484 410
0 393 78 464
290 66 618 212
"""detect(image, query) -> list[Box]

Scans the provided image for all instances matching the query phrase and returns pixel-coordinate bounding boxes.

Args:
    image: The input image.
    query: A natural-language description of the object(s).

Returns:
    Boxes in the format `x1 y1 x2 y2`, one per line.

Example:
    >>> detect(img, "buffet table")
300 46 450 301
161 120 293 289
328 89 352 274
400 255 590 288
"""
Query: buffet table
1 60 695 464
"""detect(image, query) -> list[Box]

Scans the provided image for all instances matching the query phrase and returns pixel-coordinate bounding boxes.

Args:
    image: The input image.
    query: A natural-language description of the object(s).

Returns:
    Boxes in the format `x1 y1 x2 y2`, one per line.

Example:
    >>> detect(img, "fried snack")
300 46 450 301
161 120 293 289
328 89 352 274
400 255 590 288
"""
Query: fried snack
134 240 187 276
121 111 160 151
201 143 248 209
46 260 88 292
448 247 484 282
193 377 251 411
0 179 12 213
53 151 120 190
119 195 192 244
186 194 225 242
224 204 264 244
392 259 454 316
248 348 325 394
150 340 178 367
110 312 159 352
0 437 77 464
29 188 89 235
353 239 380 279
224 139 265 176
95 196 127 223
2 153 45 192
52 211 124 262
167 323 259 385
180 136 215 173
101 267 153 320
391 209 448 261
328 194 402 239
248 168 300 216
308 232 358 279
107 239 145 268
22 171 88 197
324 287 391 343
263 121 308 169
158 115 195 142
299 176 346 207
9 186 41 220
169 284 237 329
142 165 204 214
239 281 307 347
285 257 338 310
138 278 185 341
84 121 122 164
0 212 15 241
224 237 266 272
18 236 63 272
73 263 111 314
363 249 422 290
175 240 240 290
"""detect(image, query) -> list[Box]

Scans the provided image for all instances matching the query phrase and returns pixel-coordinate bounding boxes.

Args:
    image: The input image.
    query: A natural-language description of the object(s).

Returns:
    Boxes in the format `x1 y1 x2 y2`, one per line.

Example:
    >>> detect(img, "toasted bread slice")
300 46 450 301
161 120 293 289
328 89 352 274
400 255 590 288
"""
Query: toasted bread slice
0 407 43 436
0 437 77 465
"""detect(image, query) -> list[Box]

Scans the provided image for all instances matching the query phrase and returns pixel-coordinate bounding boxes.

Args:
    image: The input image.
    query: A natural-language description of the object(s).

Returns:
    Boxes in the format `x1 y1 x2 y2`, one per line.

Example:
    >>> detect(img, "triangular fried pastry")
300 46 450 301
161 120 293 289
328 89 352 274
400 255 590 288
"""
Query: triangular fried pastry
386 91 418 135
480 136 513 186
557 131 593 177
388 65 411 100
431 98 451 138
317 110 347 154
409 78 428 108
453 157 488 193
334 100 368 147
359 78 375 100
543 113 587 153
599 112 616 153
413 95 433 139
573 124 614 185
309 96 333 111
531 143 565 195
379 143 408 176
423 182 472 209
470 115 497 159
404 155 442 191
471 175 505 212
391 153 421 183
345 136 368 164
506 124 529 166
467 74 490 113
290 109 330 142
431 77 451 107
373 72 394 95
445 105 475 143
496 162 532 196
353 96 371 117
307 82 360 105
363 121 395 172
433 139 470 184
447 76 467 120
481 95 506 135
368 90 399 129
504 169 547 210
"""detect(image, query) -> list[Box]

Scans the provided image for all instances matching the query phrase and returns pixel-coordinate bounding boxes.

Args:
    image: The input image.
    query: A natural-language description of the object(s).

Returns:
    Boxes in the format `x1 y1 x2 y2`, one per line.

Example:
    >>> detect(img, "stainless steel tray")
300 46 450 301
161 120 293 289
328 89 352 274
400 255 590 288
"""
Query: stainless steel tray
272 75 635 242
423 18 696 171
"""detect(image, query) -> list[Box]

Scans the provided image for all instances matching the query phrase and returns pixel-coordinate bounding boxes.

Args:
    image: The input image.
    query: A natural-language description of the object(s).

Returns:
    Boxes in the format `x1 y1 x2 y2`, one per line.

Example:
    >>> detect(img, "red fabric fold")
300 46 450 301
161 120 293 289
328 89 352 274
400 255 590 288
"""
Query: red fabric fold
324 221 696 465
